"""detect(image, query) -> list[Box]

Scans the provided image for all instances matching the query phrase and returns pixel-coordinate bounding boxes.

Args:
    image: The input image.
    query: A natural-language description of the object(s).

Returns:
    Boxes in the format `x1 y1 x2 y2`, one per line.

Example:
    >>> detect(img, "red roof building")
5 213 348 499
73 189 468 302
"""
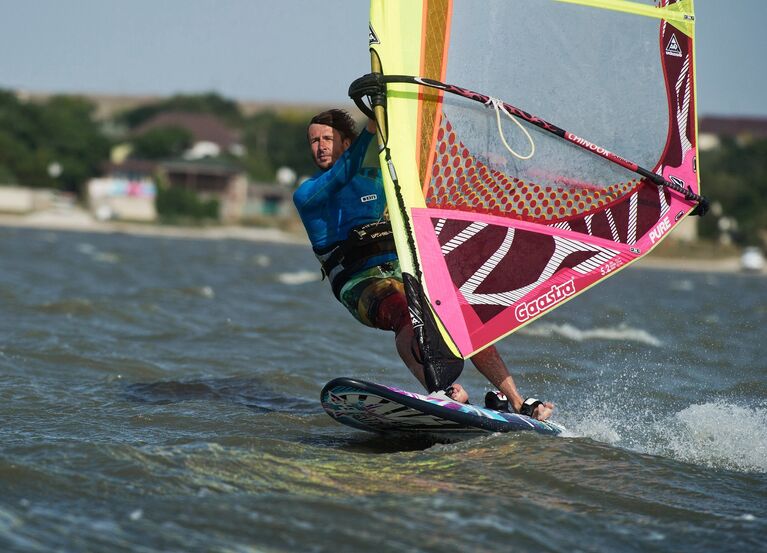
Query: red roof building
132 112 243 157
699 116 767 150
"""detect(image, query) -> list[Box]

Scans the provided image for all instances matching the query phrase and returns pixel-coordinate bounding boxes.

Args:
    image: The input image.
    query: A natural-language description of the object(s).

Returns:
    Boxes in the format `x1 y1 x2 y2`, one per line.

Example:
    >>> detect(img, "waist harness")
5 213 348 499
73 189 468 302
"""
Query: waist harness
314 220 397 299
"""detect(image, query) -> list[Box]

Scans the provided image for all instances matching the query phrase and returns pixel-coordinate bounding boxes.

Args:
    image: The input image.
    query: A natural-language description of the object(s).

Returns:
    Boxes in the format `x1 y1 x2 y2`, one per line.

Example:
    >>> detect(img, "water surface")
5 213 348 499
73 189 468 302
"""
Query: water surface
1 227 765 552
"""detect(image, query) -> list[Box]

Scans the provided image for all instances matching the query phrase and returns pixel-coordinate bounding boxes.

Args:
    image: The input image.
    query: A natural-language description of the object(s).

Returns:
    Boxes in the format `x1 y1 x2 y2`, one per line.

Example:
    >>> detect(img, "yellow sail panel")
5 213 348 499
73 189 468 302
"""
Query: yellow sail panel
556 0 695 37
369 0 425 277
369 0 467 378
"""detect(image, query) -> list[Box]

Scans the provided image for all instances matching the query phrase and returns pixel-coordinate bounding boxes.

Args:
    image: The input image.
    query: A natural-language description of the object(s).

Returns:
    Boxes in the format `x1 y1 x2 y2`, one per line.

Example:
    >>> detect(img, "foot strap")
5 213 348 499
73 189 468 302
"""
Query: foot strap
519 397 543 417
484 390 510 412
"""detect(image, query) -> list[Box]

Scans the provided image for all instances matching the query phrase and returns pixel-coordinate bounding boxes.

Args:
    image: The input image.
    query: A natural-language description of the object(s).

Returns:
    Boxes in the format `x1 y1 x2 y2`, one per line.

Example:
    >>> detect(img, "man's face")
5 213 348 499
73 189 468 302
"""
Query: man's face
308 123 351 170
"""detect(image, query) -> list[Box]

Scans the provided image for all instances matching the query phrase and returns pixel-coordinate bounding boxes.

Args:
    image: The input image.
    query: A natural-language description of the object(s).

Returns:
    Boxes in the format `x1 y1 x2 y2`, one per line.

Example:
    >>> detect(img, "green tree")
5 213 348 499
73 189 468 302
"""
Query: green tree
0 90 110 193
37 95 111 193
699 137 767 246
241 109 319 182
131 126 193 160
117 92 243 129
0 91 45 186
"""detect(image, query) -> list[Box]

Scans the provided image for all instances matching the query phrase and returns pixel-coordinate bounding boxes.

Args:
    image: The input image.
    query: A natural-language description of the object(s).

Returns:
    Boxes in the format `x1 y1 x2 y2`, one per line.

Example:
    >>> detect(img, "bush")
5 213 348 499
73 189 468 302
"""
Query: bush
698 138 767 246
155 184 219 222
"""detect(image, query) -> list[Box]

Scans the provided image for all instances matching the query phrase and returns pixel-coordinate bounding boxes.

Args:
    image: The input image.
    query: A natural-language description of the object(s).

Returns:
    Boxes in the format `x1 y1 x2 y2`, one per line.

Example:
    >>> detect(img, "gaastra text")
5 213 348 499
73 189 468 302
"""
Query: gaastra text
515 279 576 322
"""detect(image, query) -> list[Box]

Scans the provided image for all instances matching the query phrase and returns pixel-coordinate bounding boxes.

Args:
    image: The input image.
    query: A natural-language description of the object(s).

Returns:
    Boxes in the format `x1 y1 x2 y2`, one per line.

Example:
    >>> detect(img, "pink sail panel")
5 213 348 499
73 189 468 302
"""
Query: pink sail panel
412 207 636 356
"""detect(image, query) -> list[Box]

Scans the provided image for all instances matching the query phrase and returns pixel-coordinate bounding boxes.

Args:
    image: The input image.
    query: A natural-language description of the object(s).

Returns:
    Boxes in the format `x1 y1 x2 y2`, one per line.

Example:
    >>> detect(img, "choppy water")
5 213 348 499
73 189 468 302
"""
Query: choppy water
1 227 765 552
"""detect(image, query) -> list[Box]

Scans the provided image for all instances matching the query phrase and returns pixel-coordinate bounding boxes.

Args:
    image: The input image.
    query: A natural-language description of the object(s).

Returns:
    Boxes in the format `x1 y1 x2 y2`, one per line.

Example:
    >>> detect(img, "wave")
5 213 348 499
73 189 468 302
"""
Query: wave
654 402 767 473
568 400 767 474
519 322 662 347
123 377 317 414
36 298 96 316
253 254 271 267
179 286 215 298
276 270 320 285
76 242 120 263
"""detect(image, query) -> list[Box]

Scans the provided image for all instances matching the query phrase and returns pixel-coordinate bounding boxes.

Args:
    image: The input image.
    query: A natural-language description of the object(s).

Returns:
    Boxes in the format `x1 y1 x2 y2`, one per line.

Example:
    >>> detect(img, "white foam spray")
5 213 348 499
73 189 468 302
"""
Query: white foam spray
520 322 662 347
277 270 321 285
565 388 767 474
651 402 767 473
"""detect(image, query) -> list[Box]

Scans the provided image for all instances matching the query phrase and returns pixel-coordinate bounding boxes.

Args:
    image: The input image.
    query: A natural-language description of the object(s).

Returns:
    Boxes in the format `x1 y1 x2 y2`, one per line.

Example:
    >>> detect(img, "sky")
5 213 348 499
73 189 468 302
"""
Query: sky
0 0 764 117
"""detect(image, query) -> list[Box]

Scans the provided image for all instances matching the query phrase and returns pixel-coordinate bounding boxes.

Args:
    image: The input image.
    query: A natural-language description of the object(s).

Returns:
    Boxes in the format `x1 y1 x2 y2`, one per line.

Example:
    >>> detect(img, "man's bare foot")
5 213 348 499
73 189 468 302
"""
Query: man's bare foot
532 401 555 421
447 383 469 403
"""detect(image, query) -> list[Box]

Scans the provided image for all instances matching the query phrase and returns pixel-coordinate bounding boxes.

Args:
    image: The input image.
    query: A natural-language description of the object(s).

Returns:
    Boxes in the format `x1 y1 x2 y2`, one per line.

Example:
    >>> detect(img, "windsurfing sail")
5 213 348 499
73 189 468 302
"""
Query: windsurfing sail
353 0 704 391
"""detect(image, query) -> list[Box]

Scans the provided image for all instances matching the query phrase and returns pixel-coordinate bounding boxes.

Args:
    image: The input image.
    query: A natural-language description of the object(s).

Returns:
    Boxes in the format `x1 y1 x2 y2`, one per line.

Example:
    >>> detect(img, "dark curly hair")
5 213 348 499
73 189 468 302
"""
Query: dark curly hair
308 109 358 142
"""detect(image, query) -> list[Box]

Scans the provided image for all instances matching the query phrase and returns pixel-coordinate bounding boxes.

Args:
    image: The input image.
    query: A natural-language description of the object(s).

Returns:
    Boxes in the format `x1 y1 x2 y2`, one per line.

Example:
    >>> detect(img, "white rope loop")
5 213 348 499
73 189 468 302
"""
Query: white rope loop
485 97 535 160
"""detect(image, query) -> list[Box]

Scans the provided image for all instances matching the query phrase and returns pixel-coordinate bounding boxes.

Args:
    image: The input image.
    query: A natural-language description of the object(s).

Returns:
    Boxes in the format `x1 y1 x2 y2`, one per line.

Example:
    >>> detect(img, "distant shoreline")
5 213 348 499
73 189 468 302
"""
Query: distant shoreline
632 255 742 274
0 209 753 275
0 209 306 245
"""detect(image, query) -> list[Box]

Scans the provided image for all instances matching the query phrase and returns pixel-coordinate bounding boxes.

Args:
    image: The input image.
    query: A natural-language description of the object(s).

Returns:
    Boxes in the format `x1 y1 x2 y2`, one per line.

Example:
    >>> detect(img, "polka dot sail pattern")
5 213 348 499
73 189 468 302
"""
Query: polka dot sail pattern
426 118 641 226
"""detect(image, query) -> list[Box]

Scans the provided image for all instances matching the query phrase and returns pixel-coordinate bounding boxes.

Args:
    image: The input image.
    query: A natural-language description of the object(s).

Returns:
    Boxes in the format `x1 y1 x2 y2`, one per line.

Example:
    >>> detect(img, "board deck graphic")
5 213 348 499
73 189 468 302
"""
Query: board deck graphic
321 378 564 437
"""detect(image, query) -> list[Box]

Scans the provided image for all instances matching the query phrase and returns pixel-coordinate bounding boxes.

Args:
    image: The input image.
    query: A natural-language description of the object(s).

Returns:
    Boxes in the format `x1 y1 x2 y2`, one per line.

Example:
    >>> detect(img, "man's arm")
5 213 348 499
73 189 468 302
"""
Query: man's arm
470 346 554 420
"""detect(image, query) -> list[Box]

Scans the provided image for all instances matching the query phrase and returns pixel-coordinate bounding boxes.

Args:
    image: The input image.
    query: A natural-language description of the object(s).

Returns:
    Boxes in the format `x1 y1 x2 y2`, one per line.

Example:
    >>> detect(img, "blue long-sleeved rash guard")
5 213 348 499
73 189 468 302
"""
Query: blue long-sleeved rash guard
293 129 396 271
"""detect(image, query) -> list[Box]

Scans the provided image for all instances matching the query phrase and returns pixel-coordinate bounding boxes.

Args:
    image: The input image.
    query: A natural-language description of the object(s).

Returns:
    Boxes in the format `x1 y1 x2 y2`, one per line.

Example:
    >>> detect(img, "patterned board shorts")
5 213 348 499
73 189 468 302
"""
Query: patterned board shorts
338 261 405 329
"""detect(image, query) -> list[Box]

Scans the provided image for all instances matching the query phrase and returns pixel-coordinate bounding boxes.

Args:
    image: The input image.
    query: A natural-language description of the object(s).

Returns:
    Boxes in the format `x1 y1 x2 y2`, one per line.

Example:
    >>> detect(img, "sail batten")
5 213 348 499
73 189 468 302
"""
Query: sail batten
365 0 701 374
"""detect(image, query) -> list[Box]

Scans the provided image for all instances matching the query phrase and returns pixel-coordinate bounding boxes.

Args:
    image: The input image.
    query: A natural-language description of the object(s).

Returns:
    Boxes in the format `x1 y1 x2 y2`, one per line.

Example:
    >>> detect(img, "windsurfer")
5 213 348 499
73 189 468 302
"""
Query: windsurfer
294 109 553 420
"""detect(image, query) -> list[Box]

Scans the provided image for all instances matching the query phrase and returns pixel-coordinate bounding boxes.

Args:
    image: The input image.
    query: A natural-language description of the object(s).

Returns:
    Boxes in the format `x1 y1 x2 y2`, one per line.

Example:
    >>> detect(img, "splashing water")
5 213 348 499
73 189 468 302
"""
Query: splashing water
653 402 767 473
567 397 767 474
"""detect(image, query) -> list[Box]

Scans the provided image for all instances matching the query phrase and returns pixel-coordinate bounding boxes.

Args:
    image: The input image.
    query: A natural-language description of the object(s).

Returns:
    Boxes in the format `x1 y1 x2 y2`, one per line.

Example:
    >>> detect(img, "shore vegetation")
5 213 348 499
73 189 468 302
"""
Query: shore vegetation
0 88 765 247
